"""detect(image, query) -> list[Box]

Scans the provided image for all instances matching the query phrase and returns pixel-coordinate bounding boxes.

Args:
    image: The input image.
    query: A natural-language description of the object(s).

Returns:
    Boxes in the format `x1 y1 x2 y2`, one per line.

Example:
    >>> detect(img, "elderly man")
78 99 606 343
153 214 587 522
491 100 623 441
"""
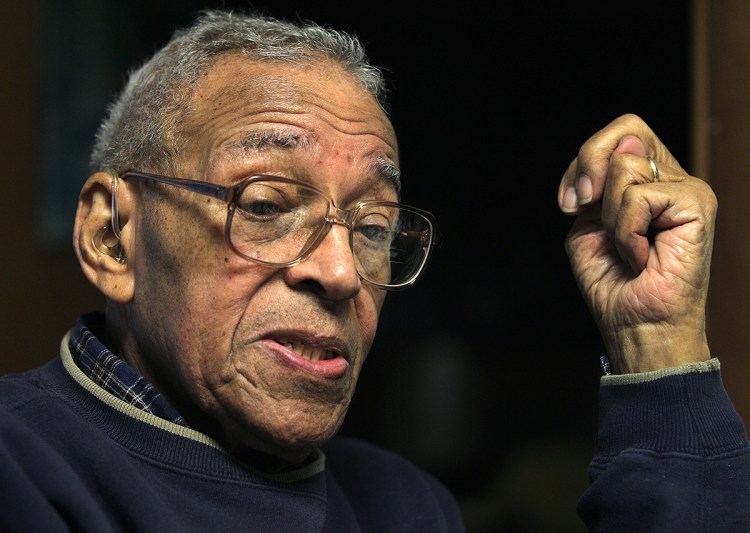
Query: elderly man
1 9 748 532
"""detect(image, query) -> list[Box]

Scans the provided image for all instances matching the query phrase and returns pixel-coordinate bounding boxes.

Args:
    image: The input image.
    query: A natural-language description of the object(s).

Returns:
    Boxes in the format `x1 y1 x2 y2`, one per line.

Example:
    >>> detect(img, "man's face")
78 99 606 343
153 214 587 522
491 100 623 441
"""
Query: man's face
122 54 398 462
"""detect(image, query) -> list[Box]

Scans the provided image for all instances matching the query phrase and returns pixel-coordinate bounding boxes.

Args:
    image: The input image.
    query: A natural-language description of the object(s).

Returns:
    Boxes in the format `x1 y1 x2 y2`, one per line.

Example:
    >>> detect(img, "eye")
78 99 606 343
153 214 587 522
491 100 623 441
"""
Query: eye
240 200 285 218
355 211 395 246
237 182 297 220
358 224 390 243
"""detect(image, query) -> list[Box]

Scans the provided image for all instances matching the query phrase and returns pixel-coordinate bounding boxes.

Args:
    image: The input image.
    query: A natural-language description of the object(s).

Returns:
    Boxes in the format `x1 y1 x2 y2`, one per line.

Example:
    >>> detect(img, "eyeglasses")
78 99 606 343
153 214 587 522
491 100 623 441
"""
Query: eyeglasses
111 170 439 290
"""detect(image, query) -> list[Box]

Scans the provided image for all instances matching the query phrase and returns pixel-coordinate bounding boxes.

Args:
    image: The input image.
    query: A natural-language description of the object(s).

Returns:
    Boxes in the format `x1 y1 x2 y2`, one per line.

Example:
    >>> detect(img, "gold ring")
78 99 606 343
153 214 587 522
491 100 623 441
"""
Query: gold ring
646 156 660 182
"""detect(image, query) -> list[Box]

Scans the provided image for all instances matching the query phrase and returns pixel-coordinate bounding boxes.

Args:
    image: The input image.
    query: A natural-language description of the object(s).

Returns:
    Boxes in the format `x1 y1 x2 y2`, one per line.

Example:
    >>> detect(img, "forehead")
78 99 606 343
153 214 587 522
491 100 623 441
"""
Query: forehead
177 54 399 192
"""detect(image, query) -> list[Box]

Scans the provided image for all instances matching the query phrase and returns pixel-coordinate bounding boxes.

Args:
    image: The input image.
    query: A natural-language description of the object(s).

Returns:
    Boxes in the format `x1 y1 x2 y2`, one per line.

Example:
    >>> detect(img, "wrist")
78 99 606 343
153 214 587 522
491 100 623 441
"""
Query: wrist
601 323 710 374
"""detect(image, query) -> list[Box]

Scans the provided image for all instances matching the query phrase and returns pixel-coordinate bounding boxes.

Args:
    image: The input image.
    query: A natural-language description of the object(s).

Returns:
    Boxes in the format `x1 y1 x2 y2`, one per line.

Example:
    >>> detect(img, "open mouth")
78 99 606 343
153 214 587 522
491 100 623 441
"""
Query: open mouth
277 339 337 362
261 336 350 378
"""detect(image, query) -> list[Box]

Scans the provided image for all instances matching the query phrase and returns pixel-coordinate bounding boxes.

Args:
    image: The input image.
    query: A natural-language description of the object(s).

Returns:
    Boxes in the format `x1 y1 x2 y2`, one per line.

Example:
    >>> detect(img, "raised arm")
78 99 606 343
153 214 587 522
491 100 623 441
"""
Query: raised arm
559 114 750 531
558 113 714 373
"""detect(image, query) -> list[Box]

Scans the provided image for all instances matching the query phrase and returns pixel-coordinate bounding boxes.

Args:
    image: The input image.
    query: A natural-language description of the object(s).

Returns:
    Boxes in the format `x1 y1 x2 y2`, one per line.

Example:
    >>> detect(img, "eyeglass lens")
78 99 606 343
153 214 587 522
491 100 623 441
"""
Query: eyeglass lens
228 180 432 287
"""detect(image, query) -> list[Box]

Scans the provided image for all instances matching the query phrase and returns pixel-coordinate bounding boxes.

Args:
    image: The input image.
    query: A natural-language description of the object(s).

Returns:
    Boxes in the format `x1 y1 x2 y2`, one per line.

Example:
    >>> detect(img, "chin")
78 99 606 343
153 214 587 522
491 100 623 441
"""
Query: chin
223 409 347 463
270 419 344 456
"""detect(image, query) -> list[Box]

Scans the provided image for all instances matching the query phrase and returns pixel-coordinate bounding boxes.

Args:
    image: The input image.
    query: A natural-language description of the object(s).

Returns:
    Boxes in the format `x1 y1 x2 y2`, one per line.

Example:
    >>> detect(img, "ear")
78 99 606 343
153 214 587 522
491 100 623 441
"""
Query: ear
73 172 136 304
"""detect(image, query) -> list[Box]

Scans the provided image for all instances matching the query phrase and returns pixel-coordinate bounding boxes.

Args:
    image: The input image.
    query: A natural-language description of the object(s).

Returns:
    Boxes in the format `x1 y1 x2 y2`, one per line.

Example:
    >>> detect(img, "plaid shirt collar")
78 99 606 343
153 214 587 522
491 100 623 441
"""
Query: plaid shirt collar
69 313 188 427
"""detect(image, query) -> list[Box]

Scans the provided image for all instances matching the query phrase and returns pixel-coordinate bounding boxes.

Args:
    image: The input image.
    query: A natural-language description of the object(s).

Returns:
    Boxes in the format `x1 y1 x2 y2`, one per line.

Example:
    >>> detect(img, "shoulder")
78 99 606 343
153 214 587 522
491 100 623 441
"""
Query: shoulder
0 362 85 481
0 358 84 447
0 362 56 412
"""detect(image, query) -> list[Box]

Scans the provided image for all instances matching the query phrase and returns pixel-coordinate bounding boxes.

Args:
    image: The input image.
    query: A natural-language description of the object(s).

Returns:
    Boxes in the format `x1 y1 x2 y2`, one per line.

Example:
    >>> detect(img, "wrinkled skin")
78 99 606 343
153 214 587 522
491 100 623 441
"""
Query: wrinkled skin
74 54 398 465
558 113 716 373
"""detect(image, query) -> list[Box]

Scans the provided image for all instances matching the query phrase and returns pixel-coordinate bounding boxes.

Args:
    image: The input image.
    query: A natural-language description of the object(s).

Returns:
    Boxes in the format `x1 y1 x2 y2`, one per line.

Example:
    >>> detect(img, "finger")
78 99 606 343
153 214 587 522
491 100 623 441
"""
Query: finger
559 158 580 214
558 115 649 215
605 150 688 209
603 157 697 273
614 177 716 275
577 116 657 205
613 184 657 273
558 113 682 215
612 135 647 159
601 153 656 249
601 153 677 271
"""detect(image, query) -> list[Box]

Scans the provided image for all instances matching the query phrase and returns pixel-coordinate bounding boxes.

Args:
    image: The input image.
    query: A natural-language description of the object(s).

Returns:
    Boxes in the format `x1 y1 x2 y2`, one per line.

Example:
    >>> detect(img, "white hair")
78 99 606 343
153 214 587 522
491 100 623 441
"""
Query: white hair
89 9 388 174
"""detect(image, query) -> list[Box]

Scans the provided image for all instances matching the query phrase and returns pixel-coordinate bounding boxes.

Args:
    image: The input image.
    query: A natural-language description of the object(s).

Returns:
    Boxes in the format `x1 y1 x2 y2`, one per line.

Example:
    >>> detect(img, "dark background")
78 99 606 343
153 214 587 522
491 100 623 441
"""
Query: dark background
33 1 692 531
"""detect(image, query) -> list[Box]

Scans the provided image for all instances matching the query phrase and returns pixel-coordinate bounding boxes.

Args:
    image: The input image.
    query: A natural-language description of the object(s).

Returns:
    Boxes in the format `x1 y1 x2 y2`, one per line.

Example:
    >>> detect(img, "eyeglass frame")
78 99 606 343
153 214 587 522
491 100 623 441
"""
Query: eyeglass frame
106 169 440 290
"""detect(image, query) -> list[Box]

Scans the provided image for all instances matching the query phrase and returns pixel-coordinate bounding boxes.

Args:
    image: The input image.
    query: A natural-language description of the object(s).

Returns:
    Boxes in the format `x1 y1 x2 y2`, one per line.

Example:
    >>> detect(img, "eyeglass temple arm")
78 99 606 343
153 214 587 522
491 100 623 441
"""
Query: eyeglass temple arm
109 170 233 239
122 171 230 200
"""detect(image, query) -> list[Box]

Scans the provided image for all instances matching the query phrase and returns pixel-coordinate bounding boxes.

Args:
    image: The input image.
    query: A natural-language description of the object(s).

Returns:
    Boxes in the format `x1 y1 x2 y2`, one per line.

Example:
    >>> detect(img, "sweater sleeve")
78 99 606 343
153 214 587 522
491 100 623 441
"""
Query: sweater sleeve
577 359 750 532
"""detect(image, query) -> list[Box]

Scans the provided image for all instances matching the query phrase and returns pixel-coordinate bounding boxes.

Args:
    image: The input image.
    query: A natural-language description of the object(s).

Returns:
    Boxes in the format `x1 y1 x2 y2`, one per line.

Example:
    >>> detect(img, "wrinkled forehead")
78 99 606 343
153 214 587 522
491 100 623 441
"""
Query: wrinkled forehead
176 55 399 188
200 60 393 131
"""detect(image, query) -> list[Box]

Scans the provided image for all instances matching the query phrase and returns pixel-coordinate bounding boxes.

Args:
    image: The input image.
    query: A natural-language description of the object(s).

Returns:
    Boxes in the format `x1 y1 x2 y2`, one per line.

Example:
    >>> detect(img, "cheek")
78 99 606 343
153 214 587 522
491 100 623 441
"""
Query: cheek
186 268 274 360
355 289 386 358
136 196 271 315
155 269 276 414
133 212 276 379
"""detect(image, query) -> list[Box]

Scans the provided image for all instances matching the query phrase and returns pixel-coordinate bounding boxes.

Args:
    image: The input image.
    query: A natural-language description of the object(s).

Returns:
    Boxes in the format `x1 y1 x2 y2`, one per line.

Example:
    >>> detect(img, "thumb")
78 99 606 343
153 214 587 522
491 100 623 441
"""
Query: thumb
613 135 647 157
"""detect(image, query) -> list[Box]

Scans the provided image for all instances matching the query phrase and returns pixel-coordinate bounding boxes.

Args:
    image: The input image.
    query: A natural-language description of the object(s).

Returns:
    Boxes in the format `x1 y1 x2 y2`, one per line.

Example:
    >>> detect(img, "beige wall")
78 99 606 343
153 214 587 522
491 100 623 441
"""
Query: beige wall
698 0 750 425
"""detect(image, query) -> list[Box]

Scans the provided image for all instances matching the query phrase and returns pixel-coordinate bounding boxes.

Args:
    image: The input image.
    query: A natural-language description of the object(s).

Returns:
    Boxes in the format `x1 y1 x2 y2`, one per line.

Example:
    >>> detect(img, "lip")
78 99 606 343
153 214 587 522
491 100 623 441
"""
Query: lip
258 334 351 379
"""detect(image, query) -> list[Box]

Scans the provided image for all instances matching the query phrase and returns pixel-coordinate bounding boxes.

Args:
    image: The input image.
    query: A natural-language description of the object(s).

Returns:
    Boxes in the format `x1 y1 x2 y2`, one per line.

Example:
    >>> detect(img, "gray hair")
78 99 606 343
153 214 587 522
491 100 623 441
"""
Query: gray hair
89 9 389 174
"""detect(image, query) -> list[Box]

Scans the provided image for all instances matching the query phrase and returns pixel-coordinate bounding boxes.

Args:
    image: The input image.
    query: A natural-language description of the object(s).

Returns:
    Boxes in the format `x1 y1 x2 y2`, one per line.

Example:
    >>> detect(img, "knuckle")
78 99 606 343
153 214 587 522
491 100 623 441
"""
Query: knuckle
615 112 643 128
691 178 718 210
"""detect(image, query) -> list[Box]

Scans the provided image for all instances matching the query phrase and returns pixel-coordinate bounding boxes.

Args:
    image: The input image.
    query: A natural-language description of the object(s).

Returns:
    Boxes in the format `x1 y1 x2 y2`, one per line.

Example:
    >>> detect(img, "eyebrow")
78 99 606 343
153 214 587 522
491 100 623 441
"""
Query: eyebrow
217 129 401 192
238 130 309 151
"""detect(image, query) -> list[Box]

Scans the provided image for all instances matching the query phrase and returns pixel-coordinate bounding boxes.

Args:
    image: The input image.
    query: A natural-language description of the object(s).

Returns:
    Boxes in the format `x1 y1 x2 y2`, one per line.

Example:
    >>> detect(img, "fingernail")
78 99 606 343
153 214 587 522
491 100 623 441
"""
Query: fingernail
561 186 578 213
577 174 593 205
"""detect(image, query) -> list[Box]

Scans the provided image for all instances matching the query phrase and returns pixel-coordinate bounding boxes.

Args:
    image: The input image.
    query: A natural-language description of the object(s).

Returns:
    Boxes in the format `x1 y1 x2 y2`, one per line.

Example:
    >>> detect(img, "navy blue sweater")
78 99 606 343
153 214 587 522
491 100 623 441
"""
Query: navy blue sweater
0 350 464 532
579 362 750 531
2 339 749 531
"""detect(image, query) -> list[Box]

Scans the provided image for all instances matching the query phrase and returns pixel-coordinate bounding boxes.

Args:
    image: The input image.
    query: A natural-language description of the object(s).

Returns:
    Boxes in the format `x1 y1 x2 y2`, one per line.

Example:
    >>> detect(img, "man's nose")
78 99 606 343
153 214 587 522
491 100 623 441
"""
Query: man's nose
282 221 361 300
